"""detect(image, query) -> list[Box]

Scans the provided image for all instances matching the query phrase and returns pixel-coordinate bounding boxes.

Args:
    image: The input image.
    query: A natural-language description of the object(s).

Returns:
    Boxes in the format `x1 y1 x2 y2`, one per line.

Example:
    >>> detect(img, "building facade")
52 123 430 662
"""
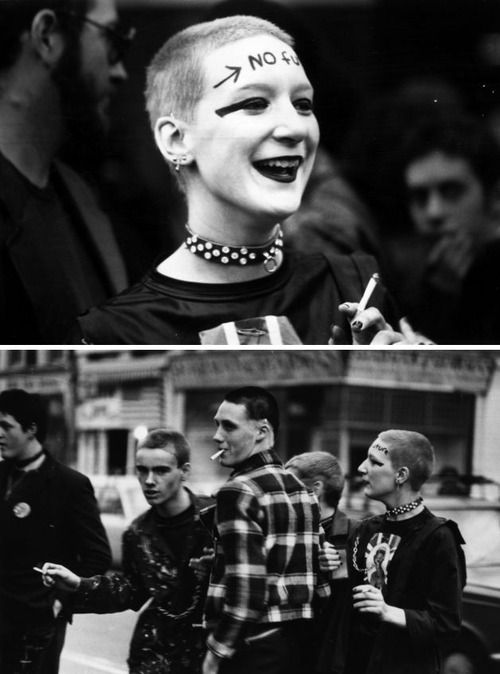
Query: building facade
1 350 499 499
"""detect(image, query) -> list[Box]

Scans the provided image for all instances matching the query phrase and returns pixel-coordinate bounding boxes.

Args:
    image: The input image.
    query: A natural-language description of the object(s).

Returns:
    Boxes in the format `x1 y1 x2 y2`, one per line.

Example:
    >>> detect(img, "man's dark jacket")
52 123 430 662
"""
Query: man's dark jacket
0 451 112 626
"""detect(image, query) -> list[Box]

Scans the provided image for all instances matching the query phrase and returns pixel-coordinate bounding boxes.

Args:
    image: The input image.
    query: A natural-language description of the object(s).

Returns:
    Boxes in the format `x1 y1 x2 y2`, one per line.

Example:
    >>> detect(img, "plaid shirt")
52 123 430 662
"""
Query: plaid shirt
204 449 330 659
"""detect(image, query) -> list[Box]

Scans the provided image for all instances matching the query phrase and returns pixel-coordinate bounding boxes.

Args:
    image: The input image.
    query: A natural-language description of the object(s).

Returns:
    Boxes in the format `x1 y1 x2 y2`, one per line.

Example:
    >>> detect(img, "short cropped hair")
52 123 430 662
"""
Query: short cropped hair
138 427 191 467
379 429 435 490
145 15 293 129
0 388 47 442
0 0 90 71
286 451 345 508
223 385 280 437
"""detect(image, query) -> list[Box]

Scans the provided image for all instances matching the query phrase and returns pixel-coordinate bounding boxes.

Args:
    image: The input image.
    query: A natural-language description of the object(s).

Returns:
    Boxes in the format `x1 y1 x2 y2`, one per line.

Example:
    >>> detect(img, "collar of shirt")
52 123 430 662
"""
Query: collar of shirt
230 449 282 478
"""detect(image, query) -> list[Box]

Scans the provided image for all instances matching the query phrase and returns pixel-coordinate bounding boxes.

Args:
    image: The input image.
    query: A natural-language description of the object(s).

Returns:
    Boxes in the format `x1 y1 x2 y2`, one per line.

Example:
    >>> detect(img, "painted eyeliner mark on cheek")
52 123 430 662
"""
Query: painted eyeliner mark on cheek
215 101 247 117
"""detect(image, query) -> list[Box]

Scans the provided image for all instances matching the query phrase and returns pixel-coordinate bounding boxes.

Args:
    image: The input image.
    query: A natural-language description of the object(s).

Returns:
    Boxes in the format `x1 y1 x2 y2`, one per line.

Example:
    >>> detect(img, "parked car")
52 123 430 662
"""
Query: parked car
90 475 147 567
436 497 500 674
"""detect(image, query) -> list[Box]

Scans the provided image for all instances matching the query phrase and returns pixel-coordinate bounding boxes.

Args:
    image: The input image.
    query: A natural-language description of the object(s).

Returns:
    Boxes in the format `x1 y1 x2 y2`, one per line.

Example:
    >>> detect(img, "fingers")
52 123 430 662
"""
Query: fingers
370 329 404 345
39 563 80 590
398 317 435 345
352 584 383 612
319 542 342 571
329 324 349 345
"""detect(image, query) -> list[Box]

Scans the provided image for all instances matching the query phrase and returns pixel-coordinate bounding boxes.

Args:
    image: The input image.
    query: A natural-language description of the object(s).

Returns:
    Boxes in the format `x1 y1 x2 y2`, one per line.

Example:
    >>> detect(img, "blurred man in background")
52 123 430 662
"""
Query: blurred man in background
0 0 131 343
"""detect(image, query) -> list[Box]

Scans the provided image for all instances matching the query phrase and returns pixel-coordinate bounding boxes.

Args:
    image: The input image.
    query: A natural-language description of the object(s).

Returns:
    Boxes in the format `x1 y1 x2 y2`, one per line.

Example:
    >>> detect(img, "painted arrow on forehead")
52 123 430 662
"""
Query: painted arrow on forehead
213 65 242 89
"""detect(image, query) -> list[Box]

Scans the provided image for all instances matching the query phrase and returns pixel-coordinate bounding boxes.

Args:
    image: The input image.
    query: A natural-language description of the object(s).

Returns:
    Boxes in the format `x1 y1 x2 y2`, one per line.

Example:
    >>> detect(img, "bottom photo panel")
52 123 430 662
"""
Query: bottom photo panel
0 348 499 674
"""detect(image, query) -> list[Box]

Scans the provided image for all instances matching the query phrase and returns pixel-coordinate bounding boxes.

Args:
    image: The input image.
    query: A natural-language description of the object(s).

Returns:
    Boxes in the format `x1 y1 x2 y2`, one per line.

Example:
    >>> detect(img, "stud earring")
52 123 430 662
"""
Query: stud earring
173 155 188 172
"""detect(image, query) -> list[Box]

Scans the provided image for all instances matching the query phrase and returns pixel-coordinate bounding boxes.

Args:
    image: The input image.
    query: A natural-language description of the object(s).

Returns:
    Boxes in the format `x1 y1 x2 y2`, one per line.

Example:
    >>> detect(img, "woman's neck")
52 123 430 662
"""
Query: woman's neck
157 244 284 283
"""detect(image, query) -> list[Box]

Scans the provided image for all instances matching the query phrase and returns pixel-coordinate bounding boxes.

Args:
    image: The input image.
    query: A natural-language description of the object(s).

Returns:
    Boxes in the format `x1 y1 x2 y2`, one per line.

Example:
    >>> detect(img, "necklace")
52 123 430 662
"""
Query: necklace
184 225 283 273
385 496 423 519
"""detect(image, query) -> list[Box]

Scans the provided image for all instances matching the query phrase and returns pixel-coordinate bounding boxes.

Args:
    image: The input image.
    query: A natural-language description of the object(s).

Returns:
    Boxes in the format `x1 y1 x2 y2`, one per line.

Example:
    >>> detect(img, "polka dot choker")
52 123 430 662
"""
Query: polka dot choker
184 225 283 273
385 496 423 519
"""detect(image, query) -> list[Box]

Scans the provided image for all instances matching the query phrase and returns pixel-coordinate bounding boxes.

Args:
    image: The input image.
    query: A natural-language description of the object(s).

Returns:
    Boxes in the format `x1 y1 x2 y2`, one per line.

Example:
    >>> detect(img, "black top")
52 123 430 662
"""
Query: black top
73 250 396 345
0 152 126 344
0 452 111 627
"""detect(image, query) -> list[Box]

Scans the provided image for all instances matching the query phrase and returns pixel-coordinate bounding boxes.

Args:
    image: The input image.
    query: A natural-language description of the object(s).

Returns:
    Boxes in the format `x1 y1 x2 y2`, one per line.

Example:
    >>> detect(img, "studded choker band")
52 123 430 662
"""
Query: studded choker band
184 225 284 274
385 496 423 519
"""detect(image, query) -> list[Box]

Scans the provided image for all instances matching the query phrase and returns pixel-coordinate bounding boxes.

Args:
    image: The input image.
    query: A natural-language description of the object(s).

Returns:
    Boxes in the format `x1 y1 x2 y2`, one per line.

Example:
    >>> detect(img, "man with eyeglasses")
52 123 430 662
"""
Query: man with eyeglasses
0 0 134 344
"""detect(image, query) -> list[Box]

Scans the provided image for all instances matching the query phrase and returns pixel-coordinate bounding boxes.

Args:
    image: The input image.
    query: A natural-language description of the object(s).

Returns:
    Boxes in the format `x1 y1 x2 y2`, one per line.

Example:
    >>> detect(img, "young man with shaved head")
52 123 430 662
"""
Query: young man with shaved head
41 428 214 673
204 387 330 674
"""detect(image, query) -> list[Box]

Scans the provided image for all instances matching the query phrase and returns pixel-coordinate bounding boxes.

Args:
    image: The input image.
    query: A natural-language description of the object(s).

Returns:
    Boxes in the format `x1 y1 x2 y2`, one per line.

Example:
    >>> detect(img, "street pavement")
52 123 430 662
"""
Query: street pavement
60 610 136 674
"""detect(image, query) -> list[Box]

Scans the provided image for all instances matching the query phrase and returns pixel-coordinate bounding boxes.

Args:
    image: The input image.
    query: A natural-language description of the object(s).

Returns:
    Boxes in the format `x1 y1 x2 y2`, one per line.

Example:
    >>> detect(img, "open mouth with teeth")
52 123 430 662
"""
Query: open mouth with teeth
253 156 302 183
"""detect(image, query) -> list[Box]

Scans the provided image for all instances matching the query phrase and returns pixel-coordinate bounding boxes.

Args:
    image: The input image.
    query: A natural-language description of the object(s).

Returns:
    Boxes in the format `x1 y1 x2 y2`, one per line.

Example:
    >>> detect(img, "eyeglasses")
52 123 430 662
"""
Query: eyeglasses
60 11 136 66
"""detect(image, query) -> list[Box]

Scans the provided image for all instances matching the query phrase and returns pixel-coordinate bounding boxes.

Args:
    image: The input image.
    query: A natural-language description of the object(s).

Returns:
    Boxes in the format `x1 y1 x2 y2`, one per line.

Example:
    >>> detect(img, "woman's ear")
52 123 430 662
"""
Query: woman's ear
30 10 65 67
396 466 410 485
154 115 193 170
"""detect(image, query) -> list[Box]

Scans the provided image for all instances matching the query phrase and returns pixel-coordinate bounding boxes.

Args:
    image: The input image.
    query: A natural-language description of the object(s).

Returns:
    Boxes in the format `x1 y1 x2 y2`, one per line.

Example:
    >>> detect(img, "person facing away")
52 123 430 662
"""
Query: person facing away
321 429 466 674
40 428 215 674
202 386 330 674
286 450 359 674
0 0 132 344
0 388 111 674
71 15 414 347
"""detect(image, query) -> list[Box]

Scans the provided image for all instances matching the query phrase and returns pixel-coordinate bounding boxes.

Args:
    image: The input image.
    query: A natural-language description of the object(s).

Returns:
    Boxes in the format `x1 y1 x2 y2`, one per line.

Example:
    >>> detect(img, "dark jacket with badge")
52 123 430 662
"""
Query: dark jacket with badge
0 451 112 628
74 490 214 674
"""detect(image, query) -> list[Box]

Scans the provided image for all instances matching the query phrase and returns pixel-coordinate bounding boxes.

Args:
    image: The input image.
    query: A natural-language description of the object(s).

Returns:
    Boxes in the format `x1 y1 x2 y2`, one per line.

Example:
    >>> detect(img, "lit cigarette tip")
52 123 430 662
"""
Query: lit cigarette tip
210 449 224 461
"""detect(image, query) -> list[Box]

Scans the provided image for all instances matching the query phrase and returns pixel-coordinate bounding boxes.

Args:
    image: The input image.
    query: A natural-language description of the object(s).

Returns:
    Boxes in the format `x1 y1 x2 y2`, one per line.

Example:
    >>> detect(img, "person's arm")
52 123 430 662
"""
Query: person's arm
43 528 150 614
402 525 464 650
206 482 268 660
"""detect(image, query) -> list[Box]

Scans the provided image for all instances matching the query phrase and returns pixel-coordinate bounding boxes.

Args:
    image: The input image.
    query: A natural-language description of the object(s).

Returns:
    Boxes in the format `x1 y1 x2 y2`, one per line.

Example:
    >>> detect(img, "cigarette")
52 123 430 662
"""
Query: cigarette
33 566 44 574
210 449 224 461
357 273 380 312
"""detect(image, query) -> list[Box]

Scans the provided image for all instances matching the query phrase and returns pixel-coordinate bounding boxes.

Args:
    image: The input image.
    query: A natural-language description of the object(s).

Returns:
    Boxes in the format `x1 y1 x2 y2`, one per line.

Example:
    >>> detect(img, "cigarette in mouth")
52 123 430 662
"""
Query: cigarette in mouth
210 449 225 461
357 273 380 312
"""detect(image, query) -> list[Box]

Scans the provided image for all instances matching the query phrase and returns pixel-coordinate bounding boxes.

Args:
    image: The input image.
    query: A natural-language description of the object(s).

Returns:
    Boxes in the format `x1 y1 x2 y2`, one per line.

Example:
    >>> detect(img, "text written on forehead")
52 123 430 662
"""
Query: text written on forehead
372 442 389 455
214 50 301 89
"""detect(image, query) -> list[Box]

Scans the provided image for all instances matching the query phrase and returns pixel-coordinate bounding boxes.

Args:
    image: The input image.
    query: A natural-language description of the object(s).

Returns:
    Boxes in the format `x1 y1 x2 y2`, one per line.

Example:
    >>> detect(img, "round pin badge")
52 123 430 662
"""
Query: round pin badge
13 502 31 518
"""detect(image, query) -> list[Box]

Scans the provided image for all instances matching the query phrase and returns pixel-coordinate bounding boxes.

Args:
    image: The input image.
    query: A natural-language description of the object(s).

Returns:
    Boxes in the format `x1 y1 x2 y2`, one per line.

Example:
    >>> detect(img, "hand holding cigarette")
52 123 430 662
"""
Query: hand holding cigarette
34 563 81 591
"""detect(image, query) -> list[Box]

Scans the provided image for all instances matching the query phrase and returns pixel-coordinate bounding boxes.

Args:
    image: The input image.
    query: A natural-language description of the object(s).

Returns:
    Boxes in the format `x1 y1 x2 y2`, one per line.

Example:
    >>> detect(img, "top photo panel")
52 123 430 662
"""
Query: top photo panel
2 0 499 346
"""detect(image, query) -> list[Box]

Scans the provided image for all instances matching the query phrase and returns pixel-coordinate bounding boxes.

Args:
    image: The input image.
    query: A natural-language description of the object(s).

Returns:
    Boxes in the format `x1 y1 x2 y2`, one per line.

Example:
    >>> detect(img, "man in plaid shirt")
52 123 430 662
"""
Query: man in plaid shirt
202 386 330 674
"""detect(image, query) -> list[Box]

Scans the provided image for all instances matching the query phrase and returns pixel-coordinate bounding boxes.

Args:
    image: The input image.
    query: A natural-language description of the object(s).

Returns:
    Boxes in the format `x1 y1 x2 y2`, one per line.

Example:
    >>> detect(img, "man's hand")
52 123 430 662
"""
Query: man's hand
39 562 81 591
202 649 222 674
189 547 215 581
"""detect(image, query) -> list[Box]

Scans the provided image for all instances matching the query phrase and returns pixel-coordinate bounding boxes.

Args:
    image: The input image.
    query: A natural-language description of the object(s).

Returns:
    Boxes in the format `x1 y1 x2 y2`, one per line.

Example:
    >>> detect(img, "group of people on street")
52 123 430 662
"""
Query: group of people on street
1 386 467 674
